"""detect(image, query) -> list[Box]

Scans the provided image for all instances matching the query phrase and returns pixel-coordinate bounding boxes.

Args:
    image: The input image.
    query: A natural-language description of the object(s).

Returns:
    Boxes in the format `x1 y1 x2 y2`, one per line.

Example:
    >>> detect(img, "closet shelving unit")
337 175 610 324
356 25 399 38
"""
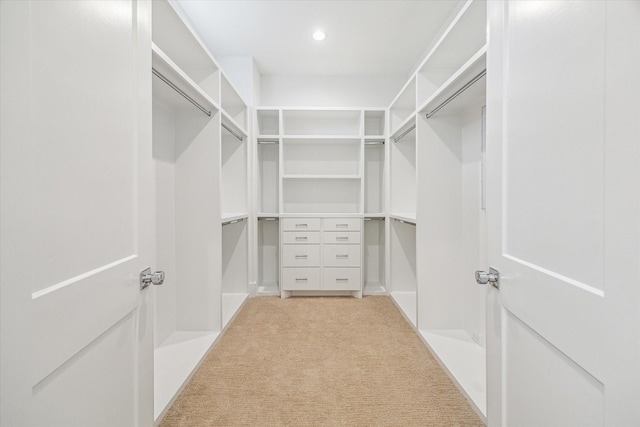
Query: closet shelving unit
151 0 249 422
363 110 386 294
385 0 489 419
220 76 250 328
256 109 281 295
254 108 387 296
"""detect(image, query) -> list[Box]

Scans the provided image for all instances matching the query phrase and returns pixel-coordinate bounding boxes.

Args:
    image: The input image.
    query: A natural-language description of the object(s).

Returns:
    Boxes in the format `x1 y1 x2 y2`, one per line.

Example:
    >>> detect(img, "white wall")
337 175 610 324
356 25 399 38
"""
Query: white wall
260 74 405 107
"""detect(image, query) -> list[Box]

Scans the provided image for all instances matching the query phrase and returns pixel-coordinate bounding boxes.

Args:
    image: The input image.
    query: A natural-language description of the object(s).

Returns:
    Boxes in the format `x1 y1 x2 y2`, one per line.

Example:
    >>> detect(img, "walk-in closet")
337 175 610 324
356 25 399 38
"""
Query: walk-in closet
151 0 488 420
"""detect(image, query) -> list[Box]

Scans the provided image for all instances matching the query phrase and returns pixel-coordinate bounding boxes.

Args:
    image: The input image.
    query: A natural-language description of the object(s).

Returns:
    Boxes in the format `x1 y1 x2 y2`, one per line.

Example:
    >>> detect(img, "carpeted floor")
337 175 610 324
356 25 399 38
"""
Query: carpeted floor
160 296 484 426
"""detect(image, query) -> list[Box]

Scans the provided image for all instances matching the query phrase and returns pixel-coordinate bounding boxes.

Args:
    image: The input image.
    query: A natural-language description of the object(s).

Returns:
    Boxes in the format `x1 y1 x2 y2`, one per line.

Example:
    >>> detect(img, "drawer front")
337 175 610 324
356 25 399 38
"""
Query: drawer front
281 218 321 231
323 244 361 267
282 268 320 290
323 268 361 291
323 218 361 231
282 245 320 267
323 231 361 244
282 231 320 244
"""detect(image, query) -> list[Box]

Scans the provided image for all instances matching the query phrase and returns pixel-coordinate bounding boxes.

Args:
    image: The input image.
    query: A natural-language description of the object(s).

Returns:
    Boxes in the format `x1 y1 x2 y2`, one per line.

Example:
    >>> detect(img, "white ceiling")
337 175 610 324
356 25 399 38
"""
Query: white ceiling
175 0 462 77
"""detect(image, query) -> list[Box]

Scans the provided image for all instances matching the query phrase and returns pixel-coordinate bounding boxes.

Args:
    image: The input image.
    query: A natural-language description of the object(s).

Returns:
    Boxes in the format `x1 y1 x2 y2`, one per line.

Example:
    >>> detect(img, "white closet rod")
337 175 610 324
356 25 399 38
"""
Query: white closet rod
425 69 486 119
258 139 279 144
222 217 246 226
364 217 385 221
222 123 244 142
364 139 385 145
392 217 416 226
152 68 212 117
258 217 278 221
393 125 416 143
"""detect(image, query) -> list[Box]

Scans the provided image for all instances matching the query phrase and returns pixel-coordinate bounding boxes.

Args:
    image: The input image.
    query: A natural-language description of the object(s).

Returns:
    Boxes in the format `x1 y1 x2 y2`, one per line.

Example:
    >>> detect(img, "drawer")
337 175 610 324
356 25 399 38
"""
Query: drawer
323 218 361 231
282 231 320 244
281 218 321 231
282 245 320 267
323 244 361 267
323 268 361 291
282 268 320 290
323 231 361 244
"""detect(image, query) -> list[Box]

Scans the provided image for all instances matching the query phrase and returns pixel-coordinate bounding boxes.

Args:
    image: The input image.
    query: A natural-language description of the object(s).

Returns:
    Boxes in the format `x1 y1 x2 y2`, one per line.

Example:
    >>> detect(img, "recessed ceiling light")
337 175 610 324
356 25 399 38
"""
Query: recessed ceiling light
312 30 326 41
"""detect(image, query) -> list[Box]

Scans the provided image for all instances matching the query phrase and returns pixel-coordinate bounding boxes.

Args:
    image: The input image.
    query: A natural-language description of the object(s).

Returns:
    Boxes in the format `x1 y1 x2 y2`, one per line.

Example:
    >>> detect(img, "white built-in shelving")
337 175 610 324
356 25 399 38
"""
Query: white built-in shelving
151 0 249 423
385 0 488 420
254 108 387 296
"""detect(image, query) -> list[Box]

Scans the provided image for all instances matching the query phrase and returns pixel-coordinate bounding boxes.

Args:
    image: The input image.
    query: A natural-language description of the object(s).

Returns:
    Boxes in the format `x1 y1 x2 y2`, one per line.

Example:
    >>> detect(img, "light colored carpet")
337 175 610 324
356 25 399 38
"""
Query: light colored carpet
160 296 484 426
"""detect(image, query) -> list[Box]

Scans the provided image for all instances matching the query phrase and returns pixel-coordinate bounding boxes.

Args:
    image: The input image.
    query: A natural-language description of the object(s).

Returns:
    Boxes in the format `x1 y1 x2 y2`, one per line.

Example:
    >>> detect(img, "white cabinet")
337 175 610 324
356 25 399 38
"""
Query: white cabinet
281 217 363 297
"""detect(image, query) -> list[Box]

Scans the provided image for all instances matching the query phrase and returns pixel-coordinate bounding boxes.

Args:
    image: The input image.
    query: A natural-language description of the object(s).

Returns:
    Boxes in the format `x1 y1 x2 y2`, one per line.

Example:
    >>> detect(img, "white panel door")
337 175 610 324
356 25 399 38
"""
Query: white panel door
0 1 154 426
486 1 640 426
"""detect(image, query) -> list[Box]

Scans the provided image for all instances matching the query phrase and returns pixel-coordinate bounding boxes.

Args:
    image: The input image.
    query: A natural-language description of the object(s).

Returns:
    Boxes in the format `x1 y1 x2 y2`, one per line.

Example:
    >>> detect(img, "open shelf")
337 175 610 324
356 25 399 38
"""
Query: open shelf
282 109 361 136
389 77 416 135
364 217 385 295
390 218 417 326
390 119 416 220
417 0 487 105
221 122 248 217
419 329 486 418
364 110 386 136
419 47 487 118
152 0 220 103
258 218 280 296
222 219 248 327
258 141 279 215
282 178 361 214
221 74 248 130
257 109 280 135
152 44 218 115
365 141 385 214
282 138 361 176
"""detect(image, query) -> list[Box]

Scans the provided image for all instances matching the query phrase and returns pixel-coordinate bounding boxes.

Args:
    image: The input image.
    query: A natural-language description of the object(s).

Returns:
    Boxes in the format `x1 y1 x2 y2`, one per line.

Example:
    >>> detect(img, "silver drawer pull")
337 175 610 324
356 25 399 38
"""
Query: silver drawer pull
336 224 349 228
336 237 349 241
336 254 349 259
295 223 308 228
295 255 308 259
336 278 349 282
295 278 308 282
295 236 308 241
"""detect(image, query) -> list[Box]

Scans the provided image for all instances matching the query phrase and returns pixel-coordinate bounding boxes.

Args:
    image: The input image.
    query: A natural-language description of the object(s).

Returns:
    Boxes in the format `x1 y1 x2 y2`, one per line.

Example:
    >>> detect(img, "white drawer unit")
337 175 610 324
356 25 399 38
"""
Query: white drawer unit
323 268 361 291
282 244 321 267
282 268 321 290
323 231 361 244
282 231 321 244
281 217 363 297
323 244 361 267
281 218 321 231
323 217 361 231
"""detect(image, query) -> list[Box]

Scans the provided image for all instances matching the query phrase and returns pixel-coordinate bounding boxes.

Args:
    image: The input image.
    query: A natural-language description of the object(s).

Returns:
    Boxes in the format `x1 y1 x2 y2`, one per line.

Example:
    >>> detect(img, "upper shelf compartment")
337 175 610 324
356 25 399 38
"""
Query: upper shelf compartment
257 109 280 136
389 77 416 136
152 0 220 104
364 110 385 137
416 0 486 105
282 110 361 136
152 44 218 116
221 74 248 133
